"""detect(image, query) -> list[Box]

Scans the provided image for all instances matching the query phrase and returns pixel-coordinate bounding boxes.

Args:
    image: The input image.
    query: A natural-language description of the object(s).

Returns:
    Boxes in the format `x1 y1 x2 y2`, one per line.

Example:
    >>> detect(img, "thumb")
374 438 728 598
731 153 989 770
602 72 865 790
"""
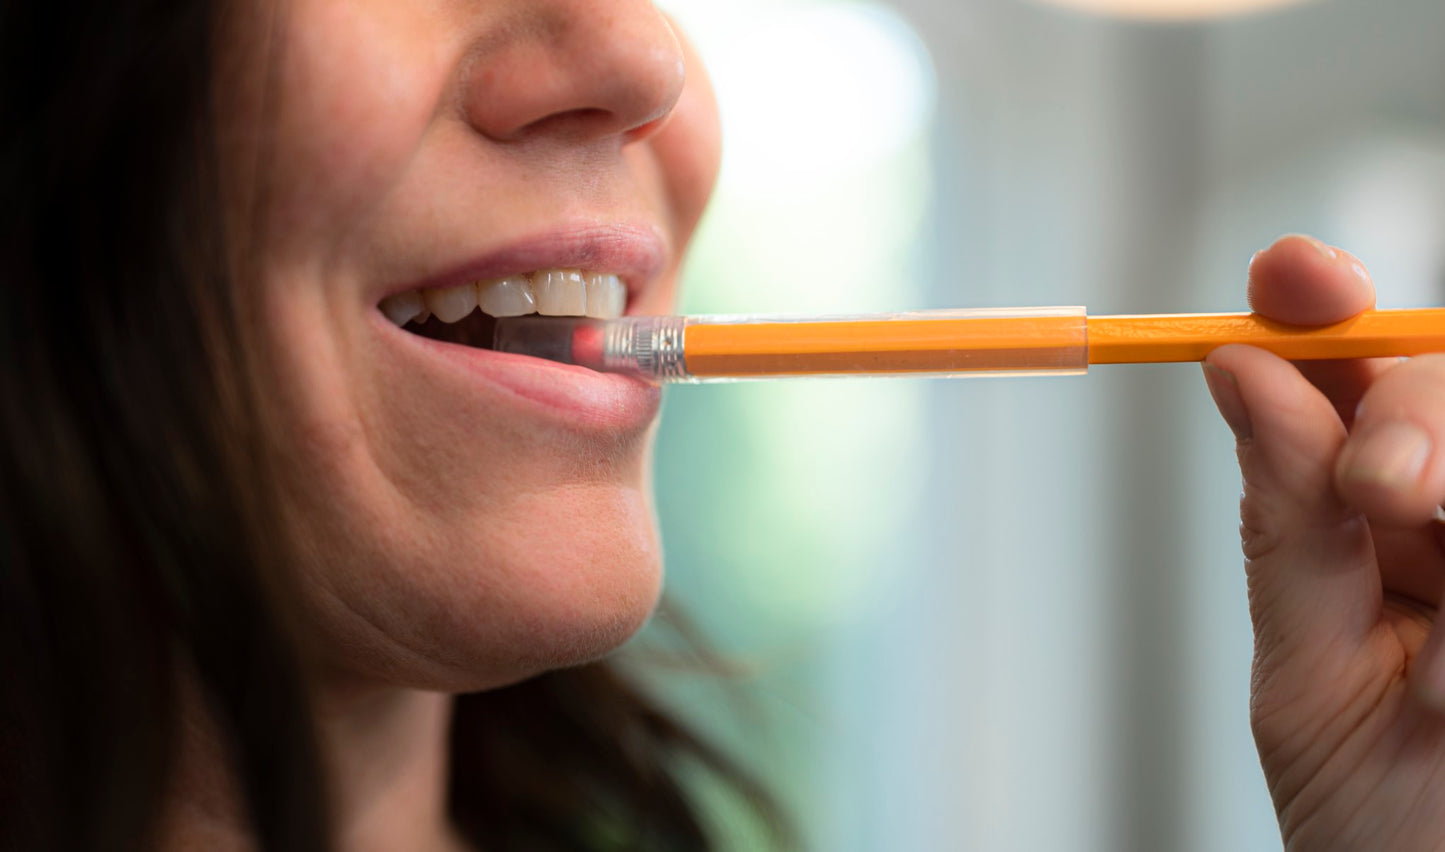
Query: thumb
1203 344 1381 664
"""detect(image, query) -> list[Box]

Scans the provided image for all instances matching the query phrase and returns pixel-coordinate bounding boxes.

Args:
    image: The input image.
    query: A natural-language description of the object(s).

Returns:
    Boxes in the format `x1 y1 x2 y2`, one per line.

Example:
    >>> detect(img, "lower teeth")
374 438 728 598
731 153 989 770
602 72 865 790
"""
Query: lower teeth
407 310 498 350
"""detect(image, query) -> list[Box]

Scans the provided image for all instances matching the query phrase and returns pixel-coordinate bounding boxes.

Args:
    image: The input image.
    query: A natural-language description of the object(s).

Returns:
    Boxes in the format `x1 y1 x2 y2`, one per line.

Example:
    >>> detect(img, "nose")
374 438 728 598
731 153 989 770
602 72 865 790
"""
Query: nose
463 1 686 144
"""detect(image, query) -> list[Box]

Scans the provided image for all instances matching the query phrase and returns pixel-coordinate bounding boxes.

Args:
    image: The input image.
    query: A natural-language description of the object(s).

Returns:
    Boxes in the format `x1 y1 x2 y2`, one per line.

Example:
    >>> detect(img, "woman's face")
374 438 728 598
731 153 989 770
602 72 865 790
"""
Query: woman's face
221 0 720 691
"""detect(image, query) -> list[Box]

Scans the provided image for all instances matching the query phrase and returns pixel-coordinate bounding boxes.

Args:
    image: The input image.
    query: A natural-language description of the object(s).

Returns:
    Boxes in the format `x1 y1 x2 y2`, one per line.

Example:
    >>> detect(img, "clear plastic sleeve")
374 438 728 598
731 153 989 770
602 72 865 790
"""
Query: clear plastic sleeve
491 308 1089 383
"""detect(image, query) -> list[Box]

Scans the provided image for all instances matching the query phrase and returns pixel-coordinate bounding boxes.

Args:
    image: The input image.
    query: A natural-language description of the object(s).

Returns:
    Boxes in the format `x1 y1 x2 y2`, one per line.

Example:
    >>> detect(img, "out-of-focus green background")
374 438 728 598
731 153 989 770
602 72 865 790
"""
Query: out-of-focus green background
632 0 1445 848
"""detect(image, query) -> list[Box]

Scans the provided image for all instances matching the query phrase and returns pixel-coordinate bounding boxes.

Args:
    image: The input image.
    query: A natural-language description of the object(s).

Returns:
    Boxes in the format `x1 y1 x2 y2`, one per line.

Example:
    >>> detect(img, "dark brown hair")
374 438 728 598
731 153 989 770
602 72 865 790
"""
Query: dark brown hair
0 3 782 850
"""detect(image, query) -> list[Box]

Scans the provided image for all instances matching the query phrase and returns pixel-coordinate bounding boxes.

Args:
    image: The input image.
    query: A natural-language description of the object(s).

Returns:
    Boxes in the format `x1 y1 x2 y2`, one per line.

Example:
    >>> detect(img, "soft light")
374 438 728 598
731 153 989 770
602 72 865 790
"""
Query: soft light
701 1 936 191
1033 0 1315 20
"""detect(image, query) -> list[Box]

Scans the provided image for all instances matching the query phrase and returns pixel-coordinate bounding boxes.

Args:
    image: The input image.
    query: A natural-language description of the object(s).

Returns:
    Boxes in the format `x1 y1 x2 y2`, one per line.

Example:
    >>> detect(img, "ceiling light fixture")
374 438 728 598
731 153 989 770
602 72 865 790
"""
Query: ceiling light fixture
1033 0 1316 22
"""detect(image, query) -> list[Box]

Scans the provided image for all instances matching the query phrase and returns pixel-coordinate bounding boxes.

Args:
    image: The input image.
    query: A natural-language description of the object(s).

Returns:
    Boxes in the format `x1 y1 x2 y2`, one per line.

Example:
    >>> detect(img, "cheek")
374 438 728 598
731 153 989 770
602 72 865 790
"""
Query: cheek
255 302 664 690
265 0 455 249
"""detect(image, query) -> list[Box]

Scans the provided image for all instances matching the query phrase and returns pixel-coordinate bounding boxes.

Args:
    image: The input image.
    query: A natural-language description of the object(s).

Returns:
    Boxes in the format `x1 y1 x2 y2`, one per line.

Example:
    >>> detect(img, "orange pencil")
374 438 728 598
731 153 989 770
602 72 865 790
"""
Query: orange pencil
491 307 1445 382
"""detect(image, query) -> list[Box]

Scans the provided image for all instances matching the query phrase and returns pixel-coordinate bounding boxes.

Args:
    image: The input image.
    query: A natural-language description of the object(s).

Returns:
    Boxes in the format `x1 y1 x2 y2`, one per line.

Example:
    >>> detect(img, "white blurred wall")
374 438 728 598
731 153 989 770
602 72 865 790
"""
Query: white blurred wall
857 0 1445 849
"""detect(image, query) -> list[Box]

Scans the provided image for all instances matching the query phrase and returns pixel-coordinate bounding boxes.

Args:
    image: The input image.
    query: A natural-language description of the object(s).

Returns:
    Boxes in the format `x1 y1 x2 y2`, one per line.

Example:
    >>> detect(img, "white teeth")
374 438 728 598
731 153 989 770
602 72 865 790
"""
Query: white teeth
584 273 626 319
388 269 627 325
380 290 425 327
475 276 537 317
423 282 477 323
533 269 587 316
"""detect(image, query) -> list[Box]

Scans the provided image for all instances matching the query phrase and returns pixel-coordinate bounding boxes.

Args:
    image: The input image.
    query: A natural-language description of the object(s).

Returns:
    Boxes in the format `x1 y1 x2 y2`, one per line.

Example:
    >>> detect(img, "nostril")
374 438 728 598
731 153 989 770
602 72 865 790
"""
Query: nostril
622 115 670 145
512 108 619 143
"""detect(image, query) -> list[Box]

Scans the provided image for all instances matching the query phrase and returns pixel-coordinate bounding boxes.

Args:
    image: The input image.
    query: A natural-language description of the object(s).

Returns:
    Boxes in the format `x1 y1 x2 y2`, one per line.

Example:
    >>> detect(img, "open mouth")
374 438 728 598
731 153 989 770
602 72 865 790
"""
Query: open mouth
380 268 627 350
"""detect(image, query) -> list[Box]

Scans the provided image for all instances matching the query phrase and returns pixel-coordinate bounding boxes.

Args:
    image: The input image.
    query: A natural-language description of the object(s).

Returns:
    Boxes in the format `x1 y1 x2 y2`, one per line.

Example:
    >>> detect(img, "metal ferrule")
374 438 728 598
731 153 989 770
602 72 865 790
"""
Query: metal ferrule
607 316 689 382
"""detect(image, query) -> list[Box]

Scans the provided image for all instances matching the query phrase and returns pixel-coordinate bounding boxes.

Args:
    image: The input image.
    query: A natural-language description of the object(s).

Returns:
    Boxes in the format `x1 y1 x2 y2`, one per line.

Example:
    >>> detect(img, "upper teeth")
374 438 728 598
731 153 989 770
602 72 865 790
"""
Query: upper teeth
380 269 627 327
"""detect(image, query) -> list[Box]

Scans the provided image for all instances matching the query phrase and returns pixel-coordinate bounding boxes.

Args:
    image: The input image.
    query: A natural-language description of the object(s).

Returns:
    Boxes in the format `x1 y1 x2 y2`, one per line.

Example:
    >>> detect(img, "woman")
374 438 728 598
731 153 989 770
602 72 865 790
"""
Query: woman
2 2 1444 851
3 1 769 850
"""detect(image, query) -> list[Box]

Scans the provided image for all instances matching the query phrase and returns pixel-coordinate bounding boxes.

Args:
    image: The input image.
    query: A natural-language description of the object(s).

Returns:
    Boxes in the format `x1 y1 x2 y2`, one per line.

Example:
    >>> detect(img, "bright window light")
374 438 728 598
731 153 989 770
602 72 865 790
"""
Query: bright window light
685 0 936 192
653 0 939 627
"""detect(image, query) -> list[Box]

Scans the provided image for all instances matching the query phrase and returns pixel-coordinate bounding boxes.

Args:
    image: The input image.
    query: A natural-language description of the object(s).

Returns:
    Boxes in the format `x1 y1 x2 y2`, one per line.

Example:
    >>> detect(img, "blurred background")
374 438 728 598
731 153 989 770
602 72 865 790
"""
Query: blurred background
633 0 1445 848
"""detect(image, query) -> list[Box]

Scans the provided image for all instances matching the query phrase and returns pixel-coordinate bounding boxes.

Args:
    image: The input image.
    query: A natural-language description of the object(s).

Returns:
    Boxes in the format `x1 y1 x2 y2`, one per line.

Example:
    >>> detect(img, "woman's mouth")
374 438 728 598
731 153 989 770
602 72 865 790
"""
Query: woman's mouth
374 261 662 433
370 224 667 431
379 268 629 351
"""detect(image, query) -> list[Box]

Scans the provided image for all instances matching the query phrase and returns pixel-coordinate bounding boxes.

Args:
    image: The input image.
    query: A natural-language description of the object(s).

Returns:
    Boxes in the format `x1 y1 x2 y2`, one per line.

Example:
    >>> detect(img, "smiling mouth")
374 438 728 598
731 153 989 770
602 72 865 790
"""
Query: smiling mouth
381 268 627 350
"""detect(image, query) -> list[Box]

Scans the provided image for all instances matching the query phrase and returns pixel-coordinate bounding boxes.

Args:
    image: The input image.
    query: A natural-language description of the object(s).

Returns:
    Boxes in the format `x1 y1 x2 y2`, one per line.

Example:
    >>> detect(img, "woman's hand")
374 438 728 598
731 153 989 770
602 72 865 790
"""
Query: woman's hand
1204 234 1445 851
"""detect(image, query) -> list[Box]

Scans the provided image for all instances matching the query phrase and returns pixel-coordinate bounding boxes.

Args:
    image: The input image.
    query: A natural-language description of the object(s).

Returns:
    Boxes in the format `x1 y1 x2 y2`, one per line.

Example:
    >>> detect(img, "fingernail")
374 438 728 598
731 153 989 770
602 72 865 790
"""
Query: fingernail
1203 363 1252 441
1341 421 1431 490
1306 235 1337 261
1282 233 1337 261
1350 260 1371 285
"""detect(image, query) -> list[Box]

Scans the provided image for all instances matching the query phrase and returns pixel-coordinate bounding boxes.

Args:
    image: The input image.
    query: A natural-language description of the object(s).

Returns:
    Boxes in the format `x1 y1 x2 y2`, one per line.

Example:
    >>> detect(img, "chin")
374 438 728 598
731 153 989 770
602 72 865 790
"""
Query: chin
468 463 665 677
486 500 665 685
308 478 666 695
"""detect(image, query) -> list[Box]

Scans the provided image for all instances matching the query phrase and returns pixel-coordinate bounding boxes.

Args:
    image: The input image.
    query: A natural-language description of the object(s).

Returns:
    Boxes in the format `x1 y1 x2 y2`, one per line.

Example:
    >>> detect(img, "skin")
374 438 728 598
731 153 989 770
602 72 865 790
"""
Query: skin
1204 234 1445 851
171 1 720 850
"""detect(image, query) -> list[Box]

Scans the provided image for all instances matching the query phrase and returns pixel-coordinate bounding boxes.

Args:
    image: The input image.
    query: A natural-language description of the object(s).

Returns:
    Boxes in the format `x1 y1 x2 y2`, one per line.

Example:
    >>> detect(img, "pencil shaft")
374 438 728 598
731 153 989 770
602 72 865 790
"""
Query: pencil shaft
1085 308 1445 365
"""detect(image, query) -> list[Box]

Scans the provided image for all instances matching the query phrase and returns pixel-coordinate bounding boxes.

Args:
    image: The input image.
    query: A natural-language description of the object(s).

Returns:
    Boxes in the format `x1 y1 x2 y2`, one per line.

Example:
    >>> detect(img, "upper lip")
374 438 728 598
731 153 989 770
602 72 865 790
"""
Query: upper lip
376 222 669 314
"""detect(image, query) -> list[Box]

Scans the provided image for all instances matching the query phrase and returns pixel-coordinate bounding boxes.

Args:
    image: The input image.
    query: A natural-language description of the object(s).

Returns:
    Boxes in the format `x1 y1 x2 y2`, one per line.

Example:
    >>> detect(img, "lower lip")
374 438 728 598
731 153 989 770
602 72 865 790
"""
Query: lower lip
376 313 662 433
